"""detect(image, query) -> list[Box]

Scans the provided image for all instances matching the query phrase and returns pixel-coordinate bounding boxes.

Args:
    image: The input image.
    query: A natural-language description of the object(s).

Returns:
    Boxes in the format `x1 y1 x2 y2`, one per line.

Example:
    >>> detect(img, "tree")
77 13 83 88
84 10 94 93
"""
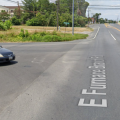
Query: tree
59 0 69 15
22 0 38 18
59 13 72 26
23 0 89 27
93 13 101 23
0 10 10 22
99 18 105 23
58 0 89 16
14 7 23 19
105 18 108 23
40 0 50 12
21 12 31 24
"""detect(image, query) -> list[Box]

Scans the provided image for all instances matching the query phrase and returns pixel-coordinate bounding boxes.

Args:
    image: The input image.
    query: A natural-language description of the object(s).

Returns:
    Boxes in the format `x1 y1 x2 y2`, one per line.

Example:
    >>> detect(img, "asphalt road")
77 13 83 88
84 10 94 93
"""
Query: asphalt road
0 24 120 120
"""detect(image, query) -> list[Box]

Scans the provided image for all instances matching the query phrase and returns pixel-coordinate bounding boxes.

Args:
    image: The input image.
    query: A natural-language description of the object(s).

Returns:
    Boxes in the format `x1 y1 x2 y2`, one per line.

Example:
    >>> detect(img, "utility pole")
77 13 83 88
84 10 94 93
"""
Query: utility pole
88 8 89 27
72 0 74 35
17 1 21 18
88 8 91 27
57 0 59 31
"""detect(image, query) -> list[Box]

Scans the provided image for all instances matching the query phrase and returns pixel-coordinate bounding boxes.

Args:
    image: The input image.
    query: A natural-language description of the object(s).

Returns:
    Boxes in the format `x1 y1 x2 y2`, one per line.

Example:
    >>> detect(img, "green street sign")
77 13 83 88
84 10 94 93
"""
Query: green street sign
64 22 69 25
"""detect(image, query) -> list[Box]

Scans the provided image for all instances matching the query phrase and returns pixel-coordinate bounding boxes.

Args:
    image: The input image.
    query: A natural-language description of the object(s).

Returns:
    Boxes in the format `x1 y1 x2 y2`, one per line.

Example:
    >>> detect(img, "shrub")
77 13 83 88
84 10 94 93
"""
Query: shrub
79 20 86 27
28 34 42 41
4 20 12 29
25 30 29 37
42 35 62 42
19 29 25 37
52 31 57 35
52 35 62 42
18 29 29 38
11 16 21 25
0 34 4 38
0 22 7 31
40 32 47 36
26 18 39 26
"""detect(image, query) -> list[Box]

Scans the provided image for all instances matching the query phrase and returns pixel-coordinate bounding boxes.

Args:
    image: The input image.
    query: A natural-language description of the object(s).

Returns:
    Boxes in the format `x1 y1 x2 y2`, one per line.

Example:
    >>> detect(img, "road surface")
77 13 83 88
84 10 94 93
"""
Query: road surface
0 24 120 120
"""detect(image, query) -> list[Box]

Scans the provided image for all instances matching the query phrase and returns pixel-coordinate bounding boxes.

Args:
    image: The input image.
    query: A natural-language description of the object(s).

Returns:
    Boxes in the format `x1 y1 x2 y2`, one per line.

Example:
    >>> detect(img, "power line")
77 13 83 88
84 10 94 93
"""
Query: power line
88 7 120 9
89 5 120 7
87 0 120 2
4 0 22 4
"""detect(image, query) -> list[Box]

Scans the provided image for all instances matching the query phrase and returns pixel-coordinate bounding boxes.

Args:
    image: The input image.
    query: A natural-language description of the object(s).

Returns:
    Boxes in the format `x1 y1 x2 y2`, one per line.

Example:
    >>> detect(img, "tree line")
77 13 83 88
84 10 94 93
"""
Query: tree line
0 0 90 27
0 0 116 28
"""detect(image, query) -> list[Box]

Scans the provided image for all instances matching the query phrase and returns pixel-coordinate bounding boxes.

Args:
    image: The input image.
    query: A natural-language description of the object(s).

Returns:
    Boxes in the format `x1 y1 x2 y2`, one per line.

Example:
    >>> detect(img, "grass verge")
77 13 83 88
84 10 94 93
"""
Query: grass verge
0 30 88 42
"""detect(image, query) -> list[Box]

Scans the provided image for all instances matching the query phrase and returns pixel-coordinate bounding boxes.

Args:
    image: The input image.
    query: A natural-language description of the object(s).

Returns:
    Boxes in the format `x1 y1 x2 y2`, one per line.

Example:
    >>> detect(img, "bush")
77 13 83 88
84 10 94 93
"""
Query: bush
11 16 21 25
40 32 47 36
79 20 86 27
25 30 29 37
0 34 4 38
52 31 57 35
42 35 62 42
4 20 12 29
19 29 25 37
26 18 39 26
28 34 42 41
0 22 7 31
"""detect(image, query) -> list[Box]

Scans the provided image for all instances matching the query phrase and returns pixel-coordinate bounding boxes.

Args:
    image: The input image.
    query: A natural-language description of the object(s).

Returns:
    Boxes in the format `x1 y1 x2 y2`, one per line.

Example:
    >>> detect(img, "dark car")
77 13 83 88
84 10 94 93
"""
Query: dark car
0 46 15 63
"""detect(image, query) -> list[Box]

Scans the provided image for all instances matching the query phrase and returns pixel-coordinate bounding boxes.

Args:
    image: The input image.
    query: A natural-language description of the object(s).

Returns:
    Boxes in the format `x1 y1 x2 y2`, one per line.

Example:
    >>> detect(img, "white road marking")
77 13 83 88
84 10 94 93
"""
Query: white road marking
90 84 106 89
82 89 106 95
92 27 100 40
78 98 107 107
79 56 107 108
109 31 116 40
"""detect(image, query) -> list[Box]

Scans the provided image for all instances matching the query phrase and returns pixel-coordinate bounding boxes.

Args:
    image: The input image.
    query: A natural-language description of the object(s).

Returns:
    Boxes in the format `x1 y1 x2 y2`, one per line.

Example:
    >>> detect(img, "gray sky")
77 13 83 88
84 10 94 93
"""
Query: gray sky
86 0 120 20
1 0 120 20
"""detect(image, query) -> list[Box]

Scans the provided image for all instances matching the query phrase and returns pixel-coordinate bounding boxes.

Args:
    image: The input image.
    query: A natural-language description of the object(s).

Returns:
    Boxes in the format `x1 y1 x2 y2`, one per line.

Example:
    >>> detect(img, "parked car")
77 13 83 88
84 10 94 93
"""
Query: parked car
0 46 15 63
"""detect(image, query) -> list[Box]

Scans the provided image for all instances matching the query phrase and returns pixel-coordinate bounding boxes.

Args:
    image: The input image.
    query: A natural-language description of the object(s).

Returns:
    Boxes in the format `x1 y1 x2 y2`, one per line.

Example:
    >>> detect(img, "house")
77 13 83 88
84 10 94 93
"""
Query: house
4 6 18 18
0 6 20 18
0 5 9 13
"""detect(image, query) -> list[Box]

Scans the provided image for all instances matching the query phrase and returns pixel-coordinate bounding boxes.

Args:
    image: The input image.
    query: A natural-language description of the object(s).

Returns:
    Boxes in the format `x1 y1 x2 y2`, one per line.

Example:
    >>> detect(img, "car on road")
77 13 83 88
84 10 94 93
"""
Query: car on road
0 46 15 63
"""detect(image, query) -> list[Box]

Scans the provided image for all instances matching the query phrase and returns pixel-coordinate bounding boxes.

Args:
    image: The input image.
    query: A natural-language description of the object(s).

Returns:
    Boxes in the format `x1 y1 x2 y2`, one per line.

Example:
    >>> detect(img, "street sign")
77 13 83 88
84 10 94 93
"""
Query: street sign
64 22 69 25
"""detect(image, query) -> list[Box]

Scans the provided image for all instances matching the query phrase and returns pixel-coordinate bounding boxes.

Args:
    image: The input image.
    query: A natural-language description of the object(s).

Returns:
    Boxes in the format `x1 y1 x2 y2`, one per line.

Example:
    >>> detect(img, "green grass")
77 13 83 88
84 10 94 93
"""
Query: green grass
0 30 88 42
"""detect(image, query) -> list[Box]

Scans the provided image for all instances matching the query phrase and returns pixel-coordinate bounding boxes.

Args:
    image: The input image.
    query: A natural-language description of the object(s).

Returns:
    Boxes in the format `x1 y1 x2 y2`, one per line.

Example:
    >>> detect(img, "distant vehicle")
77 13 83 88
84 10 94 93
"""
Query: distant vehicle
0 46 15 63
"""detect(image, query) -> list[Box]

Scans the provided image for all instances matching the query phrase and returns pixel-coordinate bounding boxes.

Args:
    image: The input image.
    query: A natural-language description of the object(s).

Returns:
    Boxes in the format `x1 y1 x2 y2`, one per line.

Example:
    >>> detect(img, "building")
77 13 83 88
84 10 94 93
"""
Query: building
4 6 18 18
0 5 9 13
0 6 19 18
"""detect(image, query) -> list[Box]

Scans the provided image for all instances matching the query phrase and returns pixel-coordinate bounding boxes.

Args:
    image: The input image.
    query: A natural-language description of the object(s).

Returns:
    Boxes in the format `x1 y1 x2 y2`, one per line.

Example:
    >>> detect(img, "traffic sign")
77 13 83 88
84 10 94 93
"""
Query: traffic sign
64 22 69 25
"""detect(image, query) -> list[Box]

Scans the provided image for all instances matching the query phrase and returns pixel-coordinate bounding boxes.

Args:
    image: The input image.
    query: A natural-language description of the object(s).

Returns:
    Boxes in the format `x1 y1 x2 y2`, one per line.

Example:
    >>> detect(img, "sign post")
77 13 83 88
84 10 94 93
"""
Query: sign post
63 22 69 37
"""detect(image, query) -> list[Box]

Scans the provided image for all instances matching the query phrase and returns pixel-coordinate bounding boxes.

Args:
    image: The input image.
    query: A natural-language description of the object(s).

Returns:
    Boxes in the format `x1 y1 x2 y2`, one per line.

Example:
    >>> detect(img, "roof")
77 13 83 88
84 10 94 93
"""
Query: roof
4 6 18 9
0 5 9 10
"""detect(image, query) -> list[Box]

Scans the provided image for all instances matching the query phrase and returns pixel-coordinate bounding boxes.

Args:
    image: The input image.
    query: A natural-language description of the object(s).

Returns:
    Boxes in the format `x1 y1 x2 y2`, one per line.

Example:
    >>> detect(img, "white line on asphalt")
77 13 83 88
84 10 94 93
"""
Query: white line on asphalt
92 27 100 40
109 31 116 40
78 98 107 107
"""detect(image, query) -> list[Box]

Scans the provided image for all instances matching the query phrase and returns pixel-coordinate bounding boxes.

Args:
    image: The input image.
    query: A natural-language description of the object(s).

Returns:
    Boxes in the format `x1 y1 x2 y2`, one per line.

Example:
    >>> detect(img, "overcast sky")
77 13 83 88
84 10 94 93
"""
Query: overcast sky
1 0 120 20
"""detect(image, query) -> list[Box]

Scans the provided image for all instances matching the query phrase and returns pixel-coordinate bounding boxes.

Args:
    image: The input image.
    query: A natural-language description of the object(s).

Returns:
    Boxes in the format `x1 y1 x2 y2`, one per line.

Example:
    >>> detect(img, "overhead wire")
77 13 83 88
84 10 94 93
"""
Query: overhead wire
4 0 22 5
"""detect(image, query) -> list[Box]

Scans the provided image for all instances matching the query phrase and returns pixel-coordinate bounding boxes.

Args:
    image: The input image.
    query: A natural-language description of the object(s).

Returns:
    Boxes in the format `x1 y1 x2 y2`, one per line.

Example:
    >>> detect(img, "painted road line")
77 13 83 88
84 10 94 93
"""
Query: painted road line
78 56 107 107
78 99 107 107
92 27 100 40
109 31 116 40
82 89 106 95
